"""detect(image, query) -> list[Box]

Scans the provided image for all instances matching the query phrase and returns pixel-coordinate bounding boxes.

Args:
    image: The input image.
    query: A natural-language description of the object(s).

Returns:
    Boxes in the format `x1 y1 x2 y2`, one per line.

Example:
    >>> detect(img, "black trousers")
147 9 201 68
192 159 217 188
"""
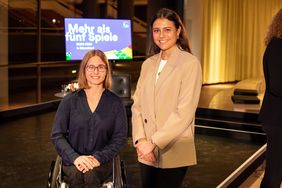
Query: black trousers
260 126 282 188
139 163 188 188
63 161 112 188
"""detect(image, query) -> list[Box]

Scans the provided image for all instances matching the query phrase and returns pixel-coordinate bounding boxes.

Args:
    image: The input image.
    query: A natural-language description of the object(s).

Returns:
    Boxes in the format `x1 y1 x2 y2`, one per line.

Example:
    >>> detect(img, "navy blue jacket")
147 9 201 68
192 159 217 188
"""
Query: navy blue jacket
51 89 128 165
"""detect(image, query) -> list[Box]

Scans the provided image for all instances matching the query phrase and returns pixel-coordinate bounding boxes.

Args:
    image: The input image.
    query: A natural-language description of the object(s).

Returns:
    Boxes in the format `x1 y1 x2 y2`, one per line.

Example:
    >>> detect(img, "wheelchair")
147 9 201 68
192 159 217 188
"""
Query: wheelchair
47 155 127 188
48 74 130 187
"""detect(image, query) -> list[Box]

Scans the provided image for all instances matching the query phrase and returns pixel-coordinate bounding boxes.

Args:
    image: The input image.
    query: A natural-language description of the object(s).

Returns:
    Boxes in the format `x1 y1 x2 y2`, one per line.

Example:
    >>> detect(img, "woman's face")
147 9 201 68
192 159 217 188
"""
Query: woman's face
152 18 181 55
85 56 107 87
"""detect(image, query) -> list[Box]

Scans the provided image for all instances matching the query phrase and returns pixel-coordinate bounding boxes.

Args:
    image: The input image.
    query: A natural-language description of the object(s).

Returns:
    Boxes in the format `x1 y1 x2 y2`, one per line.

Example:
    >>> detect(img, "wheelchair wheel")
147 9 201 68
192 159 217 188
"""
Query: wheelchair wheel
120 160 127 188
49 156 61 188
47 160 55 188
112 155 127 188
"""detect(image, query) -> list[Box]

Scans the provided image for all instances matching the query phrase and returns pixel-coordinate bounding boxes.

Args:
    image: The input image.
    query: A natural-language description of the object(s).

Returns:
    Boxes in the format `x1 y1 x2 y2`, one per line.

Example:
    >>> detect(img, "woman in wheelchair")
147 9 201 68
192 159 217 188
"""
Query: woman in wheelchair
51 50 128 188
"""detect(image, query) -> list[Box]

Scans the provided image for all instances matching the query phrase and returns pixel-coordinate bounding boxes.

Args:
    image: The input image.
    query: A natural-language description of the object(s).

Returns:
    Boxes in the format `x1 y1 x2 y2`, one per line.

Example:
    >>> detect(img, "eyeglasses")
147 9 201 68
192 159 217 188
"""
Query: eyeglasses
86 64 107 72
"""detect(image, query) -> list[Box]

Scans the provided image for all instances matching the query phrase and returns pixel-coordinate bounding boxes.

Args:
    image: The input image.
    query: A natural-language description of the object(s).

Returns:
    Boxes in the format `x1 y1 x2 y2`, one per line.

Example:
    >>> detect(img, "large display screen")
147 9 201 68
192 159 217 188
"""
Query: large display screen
64 18 133 61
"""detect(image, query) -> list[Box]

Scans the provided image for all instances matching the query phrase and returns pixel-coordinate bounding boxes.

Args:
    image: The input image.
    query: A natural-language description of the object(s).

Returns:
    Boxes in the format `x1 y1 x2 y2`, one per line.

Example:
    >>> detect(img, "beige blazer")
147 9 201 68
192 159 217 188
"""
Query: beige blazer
132 47 202 168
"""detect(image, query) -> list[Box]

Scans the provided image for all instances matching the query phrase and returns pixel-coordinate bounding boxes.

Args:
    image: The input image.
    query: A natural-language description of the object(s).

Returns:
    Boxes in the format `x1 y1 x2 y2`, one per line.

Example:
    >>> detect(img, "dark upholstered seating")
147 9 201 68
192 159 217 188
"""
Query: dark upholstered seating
110 74 133 107
111 74 132 99
233 89 258 96
110 74 133 133
231 95 260 104
232 89 260 104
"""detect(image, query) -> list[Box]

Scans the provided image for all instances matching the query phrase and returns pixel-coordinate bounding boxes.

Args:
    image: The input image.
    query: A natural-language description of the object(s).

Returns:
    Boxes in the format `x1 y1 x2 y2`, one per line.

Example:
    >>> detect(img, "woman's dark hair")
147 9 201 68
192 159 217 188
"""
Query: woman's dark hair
265 9 282 46
147 8 192 56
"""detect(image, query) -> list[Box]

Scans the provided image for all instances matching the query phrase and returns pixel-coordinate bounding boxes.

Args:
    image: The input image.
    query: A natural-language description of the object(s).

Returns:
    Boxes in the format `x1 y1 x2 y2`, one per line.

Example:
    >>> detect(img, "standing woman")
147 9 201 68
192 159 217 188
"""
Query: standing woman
259 9 282 188
132 8 202 188
51 50 128 187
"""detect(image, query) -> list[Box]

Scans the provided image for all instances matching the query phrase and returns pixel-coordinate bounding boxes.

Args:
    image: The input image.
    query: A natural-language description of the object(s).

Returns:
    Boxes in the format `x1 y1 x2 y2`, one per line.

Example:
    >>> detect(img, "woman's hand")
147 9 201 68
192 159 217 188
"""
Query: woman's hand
74 155 100 173
138 150 156 162
136 140 156 162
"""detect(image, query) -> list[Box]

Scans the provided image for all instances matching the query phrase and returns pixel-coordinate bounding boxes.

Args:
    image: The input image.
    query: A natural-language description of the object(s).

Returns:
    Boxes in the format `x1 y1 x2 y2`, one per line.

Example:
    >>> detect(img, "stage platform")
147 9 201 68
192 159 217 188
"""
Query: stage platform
198 77 265 113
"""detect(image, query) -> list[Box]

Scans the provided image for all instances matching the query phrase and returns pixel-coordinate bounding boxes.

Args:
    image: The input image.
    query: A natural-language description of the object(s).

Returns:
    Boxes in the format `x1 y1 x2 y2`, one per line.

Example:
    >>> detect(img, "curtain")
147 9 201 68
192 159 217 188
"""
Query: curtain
202 0 282 84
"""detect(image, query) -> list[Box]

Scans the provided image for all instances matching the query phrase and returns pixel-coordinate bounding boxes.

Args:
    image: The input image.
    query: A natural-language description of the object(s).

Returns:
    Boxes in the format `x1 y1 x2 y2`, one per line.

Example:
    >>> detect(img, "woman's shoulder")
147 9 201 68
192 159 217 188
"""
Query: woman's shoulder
60 90 82 103
264 37 282 58
104 89 123 104
268 37 282 48
179 49 199 61
176 50 201 68
103 90 126 112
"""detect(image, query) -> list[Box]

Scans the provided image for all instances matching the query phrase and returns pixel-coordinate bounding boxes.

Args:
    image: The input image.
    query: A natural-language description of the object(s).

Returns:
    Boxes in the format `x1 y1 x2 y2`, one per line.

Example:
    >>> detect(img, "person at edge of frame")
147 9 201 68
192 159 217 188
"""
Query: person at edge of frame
259 8 282 188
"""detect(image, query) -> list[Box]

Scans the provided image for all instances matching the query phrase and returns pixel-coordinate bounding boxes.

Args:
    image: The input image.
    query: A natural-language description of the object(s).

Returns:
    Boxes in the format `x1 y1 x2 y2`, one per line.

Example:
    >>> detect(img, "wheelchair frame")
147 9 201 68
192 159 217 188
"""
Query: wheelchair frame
47 155 127 188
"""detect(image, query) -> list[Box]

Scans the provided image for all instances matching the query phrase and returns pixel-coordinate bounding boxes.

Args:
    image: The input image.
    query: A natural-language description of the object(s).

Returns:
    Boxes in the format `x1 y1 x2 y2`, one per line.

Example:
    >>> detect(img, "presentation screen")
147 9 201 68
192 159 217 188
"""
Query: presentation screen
64 18 133 61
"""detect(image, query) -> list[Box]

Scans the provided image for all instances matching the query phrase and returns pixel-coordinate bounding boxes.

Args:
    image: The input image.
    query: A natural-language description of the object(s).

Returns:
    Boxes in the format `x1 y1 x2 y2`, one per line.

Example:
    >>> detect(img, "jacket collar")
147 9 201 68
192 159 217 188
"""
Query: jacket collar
155 46 182 94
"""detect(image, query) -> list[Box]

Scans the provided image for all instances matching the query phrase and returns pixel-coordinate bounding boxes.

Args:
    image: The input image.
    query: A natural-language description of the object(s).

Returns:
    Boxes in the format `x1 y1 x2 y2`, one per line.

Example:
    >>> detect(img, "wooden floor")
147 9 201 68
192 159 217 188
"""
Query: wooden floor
0 111 264 188
240 165 282 188
199 79 266 187
240 164 265 188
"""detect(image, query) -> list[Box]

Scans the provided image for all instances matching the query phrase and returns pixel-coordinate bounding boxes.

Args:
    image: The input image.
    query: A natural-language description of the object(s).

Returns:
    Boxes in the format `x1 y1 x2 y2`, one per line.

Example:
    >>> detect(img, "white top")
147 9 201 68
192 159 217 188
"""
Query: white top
156 59 167 82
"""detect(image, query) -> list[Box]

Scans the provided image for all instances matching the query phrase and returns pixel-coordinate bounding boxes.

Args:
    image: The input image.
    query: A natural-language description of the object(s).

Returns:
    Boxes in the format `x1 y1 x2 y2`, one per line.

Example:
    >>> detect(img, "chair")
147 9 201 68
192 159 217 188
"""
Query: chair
110 74 133 107
111 74 133 136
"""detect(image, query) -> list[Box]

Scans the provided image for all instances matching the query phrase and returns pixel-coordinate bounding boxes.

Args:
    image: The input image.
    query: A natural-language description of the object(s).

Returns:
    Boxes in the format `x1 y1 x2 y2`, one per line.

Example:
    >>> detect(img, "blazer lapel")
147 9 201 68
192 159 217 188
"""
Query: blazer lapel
146 58 159 119
155 63 174 94
155 47 180 95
